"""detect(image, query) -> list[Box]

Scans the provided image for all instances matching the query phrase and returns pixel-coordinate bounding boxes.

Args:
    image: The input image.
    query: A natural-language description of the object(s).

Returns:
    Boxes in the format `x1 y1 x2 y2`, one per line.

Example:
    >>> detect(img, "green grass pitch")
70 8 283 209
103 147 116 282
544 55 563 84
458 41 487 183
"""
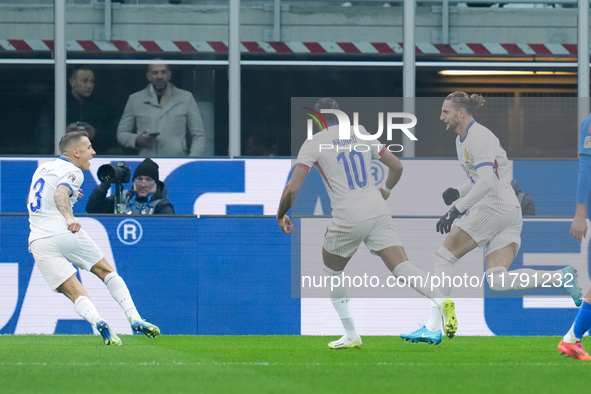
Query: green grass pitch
0 335 589 393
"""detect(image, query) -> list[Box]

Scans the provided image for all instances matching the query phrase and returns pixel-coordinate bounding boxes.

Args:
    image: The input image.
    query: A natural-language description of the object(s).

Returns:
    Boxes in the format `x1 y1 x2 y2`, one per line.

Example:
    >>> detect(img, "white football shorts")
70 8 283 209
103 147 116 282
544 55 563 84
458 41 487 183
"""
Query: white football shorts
323 215 403 258
29 230 104 290
454 202 522 257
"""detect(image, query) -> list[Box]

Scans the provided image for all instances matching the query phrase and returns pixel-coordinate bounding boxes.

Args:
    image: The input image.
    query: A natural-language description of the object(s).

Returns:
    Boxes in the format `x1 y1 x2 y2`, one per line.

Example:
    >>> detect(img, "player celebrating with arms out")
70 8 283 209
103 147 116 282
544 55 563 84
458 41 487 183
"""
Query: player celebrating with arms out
277 98 457 348
402 92 583 344
27 131 160 345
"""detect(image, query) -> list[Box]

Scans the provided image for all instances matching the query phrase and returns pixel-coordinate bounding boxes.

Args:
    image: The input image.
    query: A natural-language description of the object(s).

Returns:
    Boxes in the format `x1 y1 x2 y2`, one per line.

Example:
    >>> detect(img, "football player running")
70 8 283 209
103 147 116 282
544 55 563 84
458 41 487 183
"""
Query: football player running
277 98 457 349
27 131 160 345
402 92 582 345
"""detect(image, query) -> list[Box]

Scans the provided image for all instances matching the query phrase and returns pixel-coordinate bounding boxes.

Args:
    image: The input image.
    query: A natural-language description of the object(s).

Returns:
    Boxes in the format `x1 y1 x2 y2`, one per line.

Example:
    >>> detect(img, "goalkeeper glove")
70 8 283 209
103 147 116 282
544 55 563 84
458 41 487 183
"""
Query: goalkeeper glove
442 187 460 206
436 206 461 234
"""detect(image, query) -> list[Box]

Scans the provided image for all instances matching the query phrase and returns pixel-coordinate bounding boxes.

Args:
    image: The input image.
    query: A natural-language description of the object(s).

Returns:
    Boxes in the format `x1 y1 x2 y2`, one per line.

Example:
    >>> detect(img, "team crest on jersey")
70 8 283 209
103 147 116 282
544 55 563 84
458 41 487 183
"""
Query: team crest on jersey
464 148 470 160
585 136 591 149
68 173 76 183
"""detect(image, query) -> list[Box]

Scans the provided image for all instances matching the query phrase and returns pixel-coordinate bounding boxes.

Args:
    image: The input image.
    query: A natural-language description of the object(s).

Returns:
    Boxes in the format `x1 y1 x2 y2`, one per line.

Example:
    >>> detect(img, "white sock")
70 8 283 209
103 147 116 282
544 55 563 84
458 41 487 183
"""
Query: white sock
486 266 565 291
563 323 580 344
331 298 357 339
74 296 102 326
104 272 141 322
392 261 445 308
325 266 358 339
426 246 457 332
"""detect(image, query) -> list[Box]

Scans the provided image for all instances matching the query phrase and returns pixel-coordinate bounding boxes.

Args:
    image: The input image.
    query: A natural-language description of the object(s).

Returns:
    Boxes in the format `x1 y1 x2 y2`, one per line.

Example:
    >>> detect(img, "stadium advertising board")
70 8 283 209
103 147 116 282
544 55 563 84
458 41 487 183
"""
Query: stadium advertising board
0 158 586 336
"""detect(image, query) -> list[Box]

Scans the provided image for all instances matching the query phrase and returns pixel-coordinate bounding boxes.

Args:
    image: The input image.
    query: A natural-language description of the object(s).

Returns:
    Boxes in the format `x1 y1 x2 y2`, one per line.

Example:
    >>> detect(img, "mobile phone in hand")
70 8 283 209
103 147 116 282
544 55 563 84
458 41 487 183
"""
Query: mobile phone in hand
148 132 160 137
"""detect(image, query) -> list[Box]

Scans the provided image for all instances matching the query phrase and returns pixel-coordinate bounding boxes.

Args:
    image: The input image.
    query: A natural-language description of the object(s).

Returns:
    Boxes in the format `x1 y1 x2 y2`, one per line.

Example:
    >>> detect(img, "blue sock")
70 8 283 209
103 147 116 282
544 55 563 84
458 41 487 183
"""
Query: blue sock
573 301 591 339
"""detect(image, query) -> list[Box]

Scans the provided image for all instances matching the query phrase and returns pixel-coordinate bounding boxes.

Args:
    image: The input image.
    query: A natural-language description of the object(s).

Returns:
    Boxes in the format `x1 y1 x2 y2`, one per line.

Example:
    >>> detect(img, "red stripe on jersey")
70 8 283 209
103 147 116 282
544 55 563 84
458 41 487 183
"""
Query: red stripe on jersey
296 164 310 172
476 161 500 180
493 159 499 179
378 145 386 157
315 162 333 191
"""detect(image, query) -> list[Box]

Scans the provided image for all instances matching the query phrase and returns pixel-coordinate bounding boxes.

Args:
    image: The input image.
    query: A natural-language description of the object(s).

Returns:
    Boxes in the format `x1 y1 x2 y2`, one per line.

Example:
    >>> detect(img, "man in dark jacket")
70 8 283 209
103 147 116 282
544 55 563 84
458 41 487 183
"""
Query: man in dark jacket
37 65 121 155
86 158 175 215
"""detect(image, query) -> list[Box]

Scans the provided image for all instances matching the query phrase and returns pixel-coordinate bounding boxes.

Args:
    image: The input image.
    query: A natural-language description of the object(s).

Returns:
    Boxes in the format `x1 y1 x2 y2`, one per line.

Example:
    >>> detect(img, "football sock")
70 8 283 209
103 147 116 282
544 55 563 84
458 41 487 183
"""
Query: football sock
392 260 444 309
486 266 564 291
426 246 457 332
331 299 357 339
325 266 358 339
104 272 142 322
74 296 102 325
573 301 591 340
563 323 579 344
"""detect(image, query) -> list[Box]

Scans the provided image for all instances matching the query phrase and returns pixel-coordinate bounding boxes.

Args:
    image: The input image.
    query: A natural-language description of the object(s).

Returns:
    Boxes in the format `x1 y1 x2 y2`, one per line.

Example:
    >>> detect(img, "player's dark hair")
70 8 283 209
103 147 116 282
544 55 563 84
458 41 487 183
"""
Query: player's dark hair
59 130 89 154
314 97 340 126
446 91 485 115
69 65 93 80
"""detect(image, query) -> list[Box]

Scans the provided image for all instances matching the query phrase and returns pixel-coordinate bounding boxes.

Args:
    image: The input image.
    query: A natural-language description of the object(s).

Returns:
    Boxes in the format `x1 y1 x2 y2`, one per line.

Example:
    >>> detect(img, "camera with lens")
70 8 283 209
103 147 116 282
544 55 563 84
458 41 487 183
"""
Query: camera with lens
97 162 130 184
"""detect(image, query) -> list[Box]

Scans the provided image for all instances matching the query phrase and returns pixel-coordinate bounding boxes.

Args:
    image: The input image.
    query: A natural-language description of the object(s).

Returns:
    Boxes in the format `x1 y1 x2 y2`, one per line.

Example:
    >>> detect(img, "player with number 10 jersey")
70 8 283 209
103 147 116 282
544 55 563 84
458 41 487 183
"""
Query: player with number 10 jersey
295 124 390 224
277 98 457 349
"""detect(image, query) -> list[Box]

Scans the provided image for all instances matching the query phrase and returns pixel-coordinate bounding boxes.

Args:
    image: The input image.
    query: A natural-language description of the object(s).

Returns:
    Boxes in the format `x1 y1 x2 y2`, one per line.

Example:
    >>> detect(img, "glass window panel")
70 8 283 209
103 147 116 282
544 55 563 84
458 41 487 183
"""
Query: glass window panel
63 63 225 157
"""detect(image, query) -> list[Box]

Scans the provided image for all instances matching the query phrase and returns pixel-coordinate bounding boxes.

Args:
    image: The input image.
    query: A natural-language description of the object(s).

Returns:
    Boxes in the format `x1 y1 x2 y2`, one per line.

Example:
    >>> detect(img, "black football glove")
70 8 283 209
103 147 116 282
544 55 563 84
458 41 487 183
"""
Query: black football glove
436 206 461 234
442 187 460 206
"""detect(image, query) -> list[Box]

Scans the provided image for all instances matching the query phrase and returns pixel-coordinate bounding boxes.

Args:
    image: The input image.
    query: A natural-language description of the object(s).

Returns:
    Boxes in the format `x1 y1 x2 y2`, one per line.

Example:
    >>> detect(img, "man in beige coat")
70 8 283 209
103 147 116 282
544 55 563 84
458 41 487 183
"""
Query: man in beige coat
117 63 205 157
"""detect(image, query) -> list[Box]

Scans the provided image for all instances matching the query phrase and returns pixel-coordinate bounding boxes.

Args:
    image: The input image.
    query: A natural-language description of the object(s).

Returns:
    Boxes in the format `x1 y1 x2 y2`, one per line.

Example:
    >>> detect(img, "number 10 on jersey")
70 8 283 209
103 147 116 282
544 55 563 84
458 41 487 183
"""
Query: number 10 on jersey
337 151 368 190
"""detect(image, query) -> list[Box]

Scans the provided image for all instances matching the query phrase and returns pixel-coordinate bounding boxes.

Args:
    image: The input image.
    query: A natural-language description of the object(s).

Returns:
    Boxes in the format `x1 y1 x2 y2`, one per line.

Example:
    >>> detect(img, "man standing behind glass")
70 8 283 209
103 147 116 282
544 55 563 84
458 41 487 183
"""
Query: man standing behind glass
37 66 119 155
117 63 205 157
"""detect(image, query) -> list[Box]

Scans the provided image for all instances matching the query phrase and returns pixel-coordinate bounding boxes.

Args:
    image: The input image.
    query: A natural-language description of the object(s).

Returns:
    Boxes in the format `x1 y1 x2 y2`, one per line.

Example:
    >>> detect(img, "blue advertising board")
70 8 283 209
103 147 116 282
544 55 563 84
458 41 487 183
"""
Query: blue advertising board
0 215 299 335
0 158 587 336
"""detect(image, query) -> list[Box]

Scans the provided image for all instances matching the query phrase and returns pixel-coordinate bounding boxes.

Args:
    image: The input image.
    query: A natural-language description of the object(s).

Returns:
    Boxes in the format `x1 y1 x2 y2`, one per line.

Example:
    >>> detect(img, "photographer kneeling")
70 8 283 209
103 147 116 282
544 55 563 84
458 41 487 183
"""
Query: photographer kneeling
86 158 175 215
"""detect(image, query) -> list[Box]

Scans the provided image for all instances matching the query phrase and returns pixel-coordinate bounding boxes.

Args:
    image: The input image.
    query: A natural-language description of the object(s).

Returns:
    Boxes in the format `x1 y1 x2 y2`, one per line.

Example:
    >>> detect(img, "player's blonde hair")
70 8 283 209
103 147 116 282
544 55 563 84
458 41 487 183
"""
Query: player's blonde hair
445 91 485 115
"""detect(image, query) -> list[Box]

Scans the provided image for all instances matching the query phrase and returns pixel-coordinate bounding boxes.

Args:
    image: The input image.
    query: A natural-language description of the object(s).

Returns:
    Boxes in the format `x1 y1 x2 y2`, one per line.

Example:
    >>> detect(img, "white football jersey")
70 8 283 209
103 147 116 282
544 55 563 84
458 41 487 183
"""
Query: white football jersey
455 121 520 210
28 157 84 244
296 125 390 223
